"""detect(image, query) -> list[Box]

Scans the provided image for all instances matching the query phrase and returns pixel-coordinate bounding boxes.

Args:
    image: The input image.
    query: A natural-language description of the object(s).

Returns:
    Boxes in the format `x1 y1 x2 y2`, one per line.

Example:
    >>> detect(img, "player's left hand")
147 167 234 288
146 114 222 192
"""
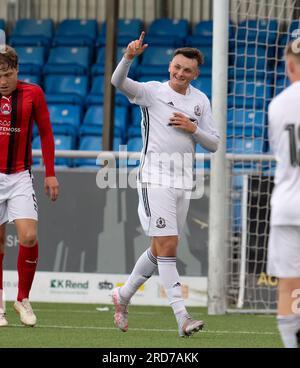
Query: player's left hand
169 112 197 133
44 176 59 201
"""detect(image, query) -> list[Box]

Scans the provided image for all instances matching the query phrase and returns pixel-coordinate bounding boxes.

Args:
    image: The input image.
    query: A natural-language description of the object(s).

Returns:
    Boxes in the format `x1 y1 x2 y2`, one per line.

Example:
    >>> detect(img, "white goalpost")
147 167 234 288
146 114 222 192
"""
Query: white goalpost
209 0 298 314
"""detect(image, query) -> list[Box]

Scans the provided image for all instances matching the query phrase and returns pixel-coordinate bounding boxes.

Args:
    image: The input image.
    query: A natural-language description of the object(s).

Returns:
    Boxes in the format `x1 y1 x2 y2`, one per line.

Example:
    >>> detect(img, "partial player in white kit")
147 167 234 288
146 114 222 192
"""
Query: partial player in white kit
267 38 300 348
111 32 219 336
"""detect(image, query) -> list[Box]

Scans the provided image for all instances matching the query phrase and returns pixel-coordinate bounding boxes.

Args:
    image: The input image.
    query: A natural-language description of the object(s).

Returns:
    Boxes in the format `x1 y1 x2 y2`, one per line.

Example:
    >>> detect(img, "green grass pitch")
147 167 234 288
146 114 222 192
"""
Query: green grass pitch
0 302 282 348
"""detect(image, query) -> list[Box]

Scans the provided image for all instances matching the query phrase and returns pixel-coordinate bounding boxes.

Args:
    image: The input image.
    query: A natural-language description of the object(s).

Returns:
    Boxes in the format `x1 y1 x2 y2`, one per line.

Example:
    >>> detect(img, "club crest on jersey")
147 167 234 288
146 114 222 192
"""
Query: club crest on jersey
0 101 12 115
156 217 166 229
194 105 202 116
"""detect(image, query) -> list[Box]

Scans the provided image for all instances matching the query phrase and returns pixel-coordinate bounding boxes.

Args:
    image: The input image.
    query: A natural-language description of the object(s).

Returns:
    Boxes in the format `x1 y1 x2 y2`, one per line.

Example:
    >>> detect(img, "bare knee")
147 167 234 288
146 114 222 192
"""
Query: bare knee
18 231 37 247
153 236 178 257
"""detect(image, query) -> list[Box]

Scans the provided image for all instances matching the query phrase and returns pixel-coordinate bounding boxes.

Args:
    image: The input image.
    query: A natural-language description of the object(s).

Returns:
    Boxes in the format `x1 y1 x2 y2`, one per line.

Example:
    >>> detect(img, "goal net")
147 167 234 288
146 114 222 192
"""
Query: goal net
226 0 299 313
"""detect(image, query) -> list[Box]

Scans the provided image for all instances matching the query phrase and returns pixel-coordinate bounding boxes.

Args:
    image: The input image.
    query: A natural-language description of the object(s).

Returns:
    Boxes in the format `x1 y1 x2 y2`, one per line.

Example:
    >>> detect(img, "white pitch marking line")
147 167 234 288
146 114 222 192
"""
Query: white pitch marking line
9 324 277 335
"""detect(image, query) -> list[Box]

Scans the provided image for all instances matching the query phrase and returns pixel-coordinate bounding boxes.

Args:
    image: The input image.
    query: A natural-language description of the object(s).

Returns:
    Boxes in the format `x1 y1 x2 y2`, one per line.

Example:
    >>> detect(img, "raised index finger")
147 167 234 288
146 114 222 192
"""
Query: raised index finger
138 31 145 47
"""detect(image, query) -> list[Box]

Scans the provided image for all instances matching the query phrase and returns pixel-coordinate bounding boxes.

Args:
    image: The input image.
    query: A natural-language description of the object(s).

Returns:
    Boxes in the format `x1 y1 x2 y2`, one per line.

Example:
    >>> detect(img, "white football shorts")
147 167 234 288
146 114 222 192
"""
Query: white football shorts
267 225 300 278
137 182 191 237
0 170 38 225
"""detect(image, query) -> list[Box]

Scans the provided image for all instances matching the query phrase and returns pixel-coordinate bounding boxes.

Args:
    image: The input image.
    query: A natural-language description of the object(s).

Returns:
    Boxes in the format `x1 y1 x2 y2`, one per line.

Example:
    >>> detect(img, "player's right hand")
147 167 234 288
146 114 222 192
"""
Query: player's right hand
124 31 148 60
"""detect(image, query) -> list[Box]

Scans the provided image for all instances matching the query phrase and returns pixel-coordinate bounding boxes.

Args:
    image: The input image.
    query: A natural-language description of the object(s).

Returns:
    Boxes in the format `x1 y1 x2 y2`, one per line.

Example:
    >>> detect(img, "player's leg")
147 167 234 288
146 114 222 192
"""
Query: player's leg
0 223 8 327
112 184 158 332
268 225 300 347
277 278 300 348
151 187 203 337
7 170 38 326
13 219 38 326
152 235 204 336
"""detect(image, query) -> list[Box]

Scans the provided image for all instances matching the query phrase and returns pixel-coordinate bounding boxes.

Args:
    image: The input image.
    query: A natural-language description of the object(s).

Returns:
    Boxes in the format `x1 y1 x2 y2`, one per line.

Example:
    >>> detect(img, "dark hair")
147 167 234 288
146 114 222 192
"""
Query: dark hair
0 45 18 71
173 47 204 66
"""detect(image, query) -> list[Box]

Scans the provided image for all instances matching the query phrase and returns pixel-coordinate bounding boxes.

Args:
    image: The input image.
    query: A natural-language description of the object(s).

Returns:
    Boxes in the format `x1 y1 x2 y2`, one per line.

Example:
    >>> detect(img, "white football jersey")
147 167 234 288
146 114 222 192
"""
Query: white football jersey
269 80 300 225
129 81 218 188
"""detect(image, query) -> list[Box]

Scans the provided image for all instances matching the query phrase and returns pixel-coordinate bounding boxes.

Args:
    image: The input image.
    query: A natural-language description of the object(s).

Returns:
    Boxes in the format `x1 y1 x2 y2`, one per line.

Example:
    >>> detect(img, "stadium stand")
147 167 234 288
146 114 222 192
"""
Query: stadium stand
44 46 91 75
44 74 89 106
15 46 46 76
85 75 129 106
97 19 143 46
92 46 138 78
10 15 285 161
145 18 189 47
9 18 54 47
52 19 98 48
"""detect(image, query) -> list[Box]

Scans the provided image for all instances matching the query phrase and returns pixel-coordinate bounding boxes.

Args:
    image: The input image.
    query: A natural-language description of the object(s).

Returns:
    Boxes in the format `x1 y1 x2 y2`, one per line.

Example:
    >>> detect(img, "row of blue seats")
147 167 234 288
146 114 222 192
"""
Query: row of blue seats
32 132 268 168
14 42 290 83
18 72 287 110
4 18 300 48
32 103 269 146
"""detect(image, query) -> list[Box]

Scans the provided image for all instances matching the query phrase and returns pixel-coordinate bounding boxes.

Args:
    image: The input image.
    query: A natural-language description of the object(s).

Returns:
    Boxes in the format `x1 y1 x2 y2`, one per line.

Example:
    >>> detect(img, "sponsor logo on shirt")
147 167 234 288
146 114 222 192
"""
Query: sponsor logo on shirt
0 120 21 135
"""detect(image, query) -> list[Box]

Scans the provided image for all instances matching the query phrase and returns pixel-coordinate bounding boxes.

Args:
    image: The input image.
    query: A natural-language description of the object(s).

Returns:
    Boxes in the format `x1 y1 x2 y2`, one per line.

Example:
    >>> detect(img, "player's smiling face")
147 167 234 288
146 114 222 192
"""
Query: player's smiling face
0 66 18 96
168 54 199 94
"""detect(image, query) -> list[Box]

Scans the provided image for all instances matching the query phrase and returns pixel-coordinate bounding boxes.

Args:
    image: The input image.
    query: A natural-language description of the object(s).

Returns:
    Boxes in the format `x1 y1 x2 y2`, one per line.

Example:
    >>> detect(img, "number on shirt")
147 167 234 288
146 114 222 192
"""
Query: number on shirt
285 123 300 167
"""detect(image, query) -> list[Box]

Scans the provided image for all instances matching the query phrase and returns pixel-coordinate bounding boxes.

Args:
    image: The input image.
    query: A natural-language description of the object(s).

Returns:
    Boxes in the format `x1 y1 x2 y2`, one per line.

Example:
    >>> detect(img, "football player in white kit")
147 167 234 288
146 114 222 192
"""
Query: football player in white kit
111 32 219 336
267 38 300 348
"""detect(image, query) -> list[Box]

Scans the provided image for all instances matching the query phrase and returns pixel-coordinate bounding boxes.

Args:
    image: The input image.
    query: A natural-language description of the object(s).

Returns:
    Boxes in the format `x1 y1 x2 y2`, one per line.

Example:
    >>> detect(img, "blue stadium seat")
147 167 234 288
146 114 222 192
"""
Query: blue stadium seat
97 19 143 46
195 143 210 169
229 44 274 79
287 20 300 39
127 137 143 166
186 20 213 46
44 75 89 105
228 79 272 109
32 134 74 166
48 104 82 139
75 135 101 166
227 137 265 154
227 108 266 138
186 20 235 47
85 75 129 106
18 74 41 85
80 105 128 139
15 46 46 75
131 106 142 127
75 135 121 166
198 46 212 76
10 19 54 47
136 46 175 77
145 18 189 47
191 77 212 99
236 19 279 44
52 19 98 48
128 106 142 138
0 19 5 30
92 46 138 77
275 76 290 96
44 46 90 75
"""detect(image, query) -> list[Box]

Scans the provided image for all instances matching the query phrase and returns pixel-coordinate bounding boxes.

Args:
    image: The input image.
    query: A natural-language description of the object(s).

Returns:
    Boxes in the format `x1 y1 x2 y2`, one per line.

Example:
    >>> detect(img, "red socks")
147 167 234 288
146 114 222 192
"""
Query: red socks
17 243 38 302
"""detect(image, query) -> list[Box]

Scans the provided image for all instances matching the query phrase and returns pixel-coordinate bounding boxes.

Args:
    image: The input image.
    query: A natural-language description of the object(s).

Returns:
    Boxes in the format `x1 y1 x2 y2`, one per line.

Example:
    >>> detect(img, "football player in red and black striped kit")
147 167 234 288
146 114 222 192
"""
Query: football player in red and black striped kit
0 45 59 327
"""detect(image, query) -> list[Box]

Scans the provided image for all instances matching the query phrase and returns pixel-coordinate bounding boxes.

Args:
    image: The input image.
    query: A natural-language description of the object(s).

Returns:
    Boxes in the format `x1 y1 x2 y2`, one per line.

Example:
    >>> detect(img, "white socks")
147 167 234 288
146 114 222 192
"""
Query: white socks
277 314 300 348
119 248 157 303
157 256 187 324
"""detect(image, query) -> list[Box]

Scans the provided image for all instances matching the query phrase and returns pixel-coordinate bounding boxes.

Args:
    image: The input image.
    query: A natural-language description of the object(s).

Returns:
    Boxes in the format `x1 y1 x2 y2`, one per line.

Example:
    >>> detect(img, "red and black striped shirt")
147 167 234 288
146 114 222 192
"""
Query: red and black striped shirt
0 80 55 177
